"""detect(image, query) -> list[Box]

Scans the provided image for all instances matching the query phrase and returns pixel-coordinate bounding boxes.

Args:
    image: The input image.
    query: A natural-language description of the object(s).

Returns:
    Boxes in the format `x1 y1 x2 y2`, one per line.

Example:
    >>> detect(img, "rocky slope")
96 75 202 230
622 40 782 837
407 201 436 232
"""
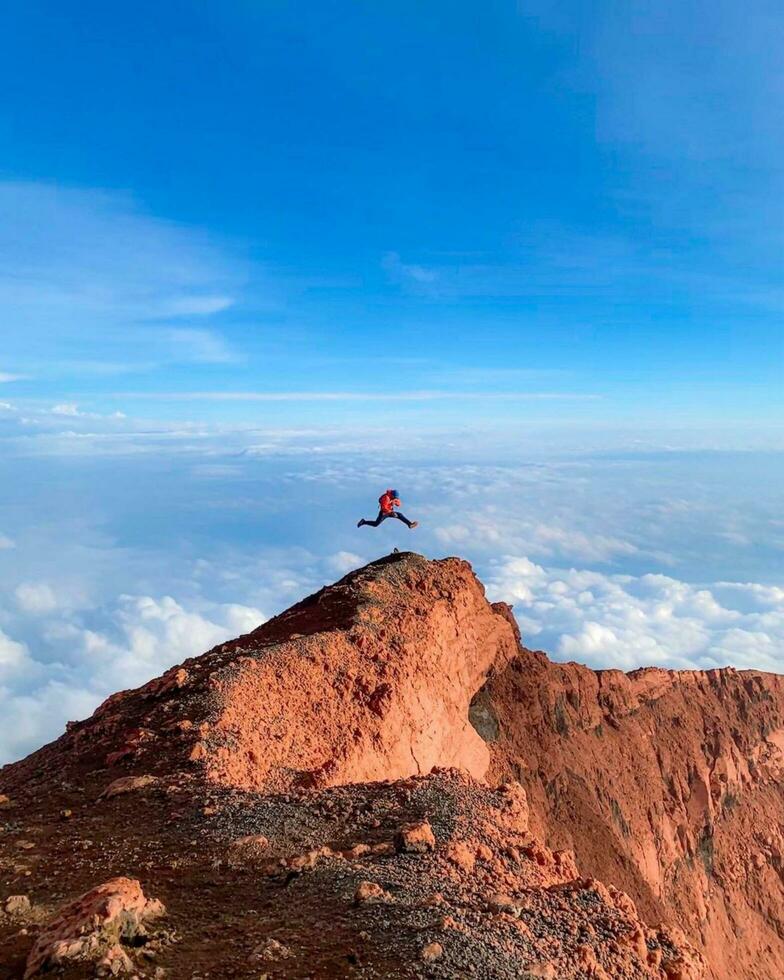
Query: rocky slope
0 552 780 978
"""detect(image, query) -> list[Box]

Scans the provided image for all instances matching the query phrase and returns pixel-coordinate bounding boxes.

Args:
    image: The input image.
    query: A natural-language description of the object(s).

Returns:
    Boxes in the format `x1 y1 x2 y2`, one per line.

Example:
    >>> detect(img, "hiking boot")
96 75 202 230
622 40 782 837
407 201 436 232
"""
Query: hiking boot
409 521 419 529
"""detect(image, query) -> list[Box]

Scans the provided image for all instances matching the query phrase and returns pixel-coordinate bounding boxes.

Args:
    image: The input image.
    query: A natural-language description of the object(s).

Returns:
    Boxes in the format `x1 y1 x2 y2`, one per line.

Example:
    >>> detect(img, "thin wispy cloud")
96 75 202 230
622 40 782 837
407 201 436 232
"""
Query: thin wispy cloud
161 295 235 317
382 251 438 286
50 404 126 420
0 181 248 374
119 390 601 402
163 328 241 365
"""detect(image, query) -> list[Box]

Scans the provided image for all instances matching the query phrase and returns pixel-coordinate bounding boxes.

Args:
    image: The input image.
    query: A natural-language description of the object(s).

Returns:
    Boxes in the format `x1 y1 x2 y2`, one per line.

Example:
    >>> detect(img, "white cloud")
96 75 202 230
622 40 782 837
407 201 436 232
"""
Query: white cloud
121 390 598 402
0 682 98 768
436 514 639 564
0 533 14 550
0 183 241 319
50 403 127 420
55 593 264 691
162 295 234 316
0 628 31 676
0 372 27 383
99 594 262 684
486 557 784 673
327 551 363 574
0 591 264 764
15 582 61 614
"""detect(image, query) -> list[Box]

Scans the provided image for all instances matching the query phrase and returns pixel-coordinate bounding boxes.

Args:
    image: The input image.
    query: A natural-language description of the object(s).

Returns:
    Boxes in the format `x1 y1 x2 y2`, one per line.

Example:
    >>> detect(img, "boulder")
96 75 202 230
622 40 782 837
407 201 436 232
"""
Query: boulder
100 775 159 800
421 941 443 962
24 877 165 979
4 895 31 915
226 834 270 868
354 880 390 904
394 820 436 854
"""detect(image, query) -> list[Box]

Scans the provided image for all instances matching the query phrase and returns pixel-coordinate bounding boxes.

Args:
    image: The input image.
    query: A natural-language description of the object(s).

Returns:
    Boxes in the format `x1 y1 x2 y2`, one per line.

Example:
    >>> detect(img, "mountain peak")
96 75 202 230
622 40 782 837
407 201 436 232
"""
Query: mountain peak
2 553 782 977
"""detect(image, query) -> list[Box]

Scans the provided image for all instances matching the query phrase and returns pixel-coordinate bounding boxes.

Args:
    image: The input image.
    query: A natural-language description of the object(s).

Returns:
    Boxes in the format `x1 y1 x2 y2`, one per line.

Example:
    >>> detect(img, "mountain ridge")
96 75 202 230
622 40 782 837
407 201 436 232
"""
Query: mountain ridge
1 552 782 978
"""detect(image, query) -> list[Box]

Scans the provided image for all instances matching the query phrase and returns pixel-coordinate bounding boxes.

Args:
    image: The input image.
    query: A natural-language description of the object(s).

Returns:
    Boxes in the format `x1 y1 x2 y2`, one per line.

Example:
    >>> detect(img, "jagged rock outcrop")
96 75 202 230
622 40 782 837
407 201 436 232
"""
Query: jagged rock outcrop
0 552 780 978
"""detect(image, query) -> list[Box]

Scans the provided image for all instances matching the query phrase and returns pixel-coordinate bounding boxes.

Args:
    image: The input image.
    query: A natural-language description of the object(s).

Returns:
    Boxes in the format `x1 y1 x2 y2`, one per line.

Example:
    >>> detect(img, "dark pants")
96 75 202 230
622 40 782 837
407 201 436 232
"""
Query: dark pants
360 510 414 528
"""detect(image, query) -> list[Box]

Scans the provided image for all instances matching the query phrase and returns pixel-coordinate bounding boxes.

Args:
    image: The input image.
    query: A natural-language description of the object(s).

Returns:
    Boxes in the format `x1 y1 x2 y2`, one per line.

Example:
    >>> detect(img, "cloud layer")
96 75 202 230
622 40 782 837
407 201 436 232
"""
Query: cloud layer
486 557 784 673
0 430 781 766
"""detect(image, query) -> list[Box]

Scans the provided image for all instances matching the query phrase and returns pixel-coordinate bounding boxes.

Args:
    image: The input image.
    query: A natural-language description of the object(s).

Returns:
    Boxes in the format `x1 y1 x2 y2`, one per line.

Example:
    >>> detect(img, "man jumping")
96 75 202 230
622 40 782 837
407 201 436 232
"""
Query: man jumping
357 489 418 529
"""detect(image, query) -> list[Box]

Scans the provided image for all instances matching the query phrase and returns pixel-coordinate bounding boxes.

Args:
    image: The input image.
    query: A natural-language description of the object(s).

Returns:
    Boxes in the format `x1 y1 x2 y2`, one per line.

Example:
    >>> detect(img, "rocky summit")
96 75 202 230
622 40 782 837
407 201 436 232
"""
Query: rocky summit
1 552 782 978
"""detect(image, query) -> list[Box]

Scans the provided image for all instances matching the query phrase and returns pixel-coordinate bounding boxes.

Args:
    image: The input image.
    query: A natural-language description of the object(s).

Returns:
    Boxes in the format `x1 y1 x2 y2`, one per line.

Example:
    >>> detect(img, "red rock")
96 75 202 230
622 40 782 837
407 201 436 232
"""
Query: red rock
475 842 493 862
354 880 389 904
4 895 30 914
485 893 518 912
226 834 270 867
100 775 158 799
286 846 337 871
445 840 476 872
395 821 436 853
496 781 529 832
421 941 443 962
156 557 519 792
248 938 291 963
527 962 556 978
24 877 164 979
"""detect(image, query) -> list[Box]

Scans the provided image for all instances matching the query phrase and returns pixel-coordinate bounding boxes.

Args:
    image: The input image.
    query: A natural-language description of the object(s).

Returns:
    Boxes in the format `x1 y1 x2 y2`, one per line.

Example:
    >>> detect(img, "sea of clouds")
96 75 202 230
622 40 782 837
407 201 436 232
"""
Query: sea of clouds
1 402 782 765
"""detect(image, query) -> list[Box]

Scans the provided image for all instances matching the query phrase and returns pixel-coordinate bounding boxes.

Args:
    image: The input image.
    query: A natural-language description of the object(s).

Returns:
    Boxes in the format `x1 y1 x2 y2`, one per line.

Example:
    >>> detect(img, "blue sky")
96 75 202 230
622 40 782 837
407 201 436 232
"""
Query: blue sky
2 0 782 426
0 2 783 762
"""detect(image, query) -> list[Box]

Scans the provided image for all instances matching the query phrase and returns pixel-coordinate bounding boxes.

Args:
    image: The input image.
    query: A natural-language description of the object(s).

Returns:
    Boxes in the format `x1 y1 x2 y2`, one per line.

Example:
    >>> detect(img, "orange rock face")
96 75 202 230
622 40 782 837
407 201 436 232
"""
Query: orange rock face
483 648 784 980
201 555 519 790
24 877 165 978
0 552 781 978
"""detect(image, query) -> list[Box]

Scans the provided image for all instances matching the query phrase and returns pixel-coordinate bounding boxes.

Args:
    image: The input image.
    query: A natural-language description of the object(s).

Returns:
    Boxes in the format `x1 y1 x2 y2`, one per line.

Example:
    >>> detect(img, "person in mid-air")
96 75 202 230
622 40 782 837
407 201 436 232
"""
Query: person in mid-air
357 489 418 529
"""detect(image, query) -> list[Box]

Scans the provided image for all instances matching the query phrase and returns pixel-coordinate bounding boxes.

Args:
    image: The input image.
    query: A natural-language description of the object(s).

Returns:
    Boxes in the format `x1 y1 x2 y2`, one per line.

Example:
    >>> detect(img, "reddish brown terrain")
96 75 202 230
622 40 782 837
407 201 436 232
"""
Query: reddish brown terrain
1 552 782 978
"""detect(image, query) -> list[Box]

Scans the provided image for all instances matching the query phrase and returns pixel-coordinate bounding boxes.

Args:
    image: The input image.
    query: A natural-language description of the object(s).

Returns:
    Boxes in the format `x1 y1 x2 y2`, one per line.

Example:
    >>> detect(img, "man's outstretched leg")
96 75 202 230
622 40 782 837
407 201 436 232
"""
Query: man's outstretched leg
358 510 388 528
392 512 418 529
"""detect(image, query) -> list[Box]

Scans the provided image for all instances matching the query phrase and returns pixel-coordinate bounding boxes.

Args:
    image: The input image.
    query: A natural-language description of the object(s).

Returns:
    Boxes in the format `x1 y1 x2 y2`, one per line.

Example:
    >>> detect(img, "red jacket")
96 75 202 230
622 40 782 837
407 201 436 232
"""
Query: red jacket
379 490 396 514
